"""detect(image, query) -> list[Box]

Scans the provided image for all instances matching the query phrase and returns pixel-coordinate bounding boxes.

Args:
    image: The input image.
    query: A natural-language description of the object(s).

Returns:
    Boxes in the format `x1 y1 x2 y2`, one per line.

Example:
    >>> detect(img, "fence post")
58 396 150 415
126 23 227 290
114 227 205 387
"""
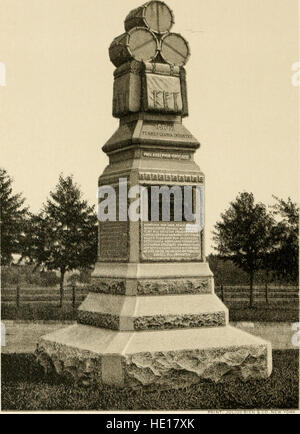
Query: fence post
221 284 225 302
72 285 76 309
265 282 269 305
16 285 20 309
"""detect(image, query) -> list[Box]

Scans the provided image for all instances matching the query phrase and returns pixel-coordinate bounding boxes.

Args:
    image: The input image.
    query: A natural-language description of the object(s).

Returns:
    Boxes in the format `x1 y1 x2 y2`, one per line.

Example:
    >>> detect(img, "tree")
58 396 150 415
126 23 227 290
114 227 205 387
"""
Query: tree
21 213 49 267
213 192 275 308
271 197 299 283
0 168 28 265
24 175 98 306
260 224 278 304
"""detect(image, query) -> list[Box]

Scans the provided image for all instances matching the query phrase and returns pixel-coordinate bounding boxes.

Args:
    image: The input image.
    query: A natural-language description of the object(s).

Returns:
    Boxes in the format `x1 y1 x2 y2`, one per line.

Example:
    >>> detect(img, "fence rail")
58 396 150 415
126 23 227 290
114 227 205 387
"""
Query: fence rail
1 285 89 308
1 285 299 308
215 285 299 304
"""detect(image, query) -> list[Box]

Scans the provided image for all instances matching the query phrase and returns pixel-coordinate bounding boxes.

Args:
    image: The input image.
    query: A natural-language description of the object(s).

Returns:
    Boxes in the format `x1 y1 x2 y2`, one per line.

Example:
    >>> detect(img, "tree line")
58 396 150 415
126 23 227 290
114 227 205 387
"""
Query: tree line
213 192 299 307
0 168 299 308
0 169 98 306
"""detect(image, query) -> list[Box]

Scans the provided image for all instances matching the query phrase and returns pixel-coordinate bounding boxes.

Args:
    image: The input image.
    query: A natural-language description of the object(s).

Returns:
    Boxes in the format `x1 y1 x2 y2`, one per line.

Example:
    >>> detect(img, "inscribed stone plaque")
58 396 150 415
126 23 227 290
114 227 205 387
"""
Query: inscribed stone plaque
142 150 191 160
143 74 183 113
100 222 129 261
141 222 201 262
140 121 195 145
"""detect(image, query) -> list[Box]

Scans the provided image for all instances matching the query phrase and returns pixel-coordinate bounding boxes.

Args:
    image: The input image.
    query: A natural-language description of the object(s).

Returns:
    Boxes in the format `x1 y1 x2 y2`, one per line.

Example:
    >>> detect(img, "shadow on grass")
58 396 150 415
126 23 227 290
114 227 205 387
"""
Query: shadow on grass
1 350 299 411
228 303 299 322
1 304 78 321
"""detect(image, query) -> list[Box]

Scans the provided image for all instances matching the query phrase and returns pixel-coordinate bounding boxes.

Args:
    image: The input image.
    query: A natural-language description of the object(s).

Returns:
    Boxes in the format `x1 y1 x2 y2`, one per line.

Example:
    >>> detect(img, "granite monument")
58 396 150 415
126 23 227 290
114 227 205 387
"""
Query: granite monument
36 1 272 390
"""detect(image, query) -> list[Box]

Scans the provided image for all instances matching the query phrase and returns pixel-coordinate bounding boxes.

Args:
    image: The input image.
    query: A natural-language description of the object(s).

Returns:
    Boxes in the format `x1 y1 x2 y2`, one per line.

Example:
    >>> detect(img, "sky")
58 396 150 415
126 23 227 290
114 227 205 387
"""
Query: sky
0 0 299 253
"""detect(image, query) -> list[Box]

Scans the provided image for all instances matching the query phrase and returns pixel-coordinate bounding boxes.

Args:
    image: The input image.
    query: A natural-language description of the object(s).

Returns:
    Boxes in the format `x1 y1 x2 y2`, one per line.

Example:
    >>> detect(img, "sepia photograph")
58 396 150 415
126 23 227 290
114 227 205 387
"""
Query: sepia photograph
0 0 299 417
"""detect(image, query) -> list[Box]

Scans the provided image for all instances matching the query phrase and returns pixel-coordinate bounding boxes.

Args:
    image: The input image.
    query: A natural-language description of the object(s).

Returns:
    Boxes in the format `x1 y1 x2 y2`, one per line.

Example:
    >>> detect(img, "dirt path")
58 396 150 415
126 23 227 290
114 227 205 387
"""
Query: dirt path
1 321 75 353
1 321 297 353
231 322 297 350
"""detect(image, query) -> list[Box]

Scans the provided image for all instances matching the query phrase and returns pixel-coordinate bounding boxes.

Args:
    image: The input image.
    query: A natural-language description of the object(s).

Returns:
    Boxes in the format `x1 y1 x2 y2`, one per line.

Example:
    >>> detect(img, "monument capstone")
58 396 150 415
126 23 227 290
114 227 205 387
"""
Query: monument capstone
36 1 272 389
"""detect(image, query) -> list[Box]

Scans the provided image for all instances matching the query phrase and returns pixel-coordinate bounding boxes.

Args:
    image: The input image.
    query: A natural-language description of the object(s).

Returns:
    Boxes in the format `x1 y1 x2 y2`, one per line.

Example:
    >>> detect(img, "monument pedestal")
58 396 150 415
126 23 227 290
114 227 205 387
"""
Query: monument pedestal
37 116 272 389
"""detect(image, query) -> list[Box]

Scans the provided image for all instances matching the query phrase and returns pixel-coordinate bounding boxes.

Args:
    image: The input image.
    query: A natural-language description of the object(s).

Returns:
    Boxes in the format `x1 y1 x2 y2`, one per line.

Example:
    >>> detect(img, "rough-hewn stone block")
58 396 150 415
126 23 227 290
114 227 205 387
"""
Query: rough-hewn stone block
36 325 272 390
137 278 212 295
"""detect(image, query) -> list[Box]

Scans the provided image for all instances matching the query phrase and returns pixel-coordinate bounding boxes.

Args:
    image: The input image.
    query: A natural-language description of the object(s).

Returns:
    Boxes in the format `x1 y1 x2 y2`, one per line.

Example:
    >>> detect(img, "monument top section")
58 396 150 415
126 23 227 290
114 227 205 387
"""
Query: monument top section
125 1 175 35
109 1 190 68
105 0 198 152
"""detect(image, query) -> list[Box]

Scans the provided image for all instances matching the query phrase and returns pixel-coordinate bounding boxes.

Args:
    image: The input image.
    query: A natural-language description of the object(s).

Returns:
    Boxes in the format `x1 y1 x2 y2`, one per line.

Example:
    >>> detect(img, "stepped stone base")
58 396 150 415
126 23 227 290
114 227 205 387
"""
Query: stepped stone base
36 325 272 390
77 293 228 331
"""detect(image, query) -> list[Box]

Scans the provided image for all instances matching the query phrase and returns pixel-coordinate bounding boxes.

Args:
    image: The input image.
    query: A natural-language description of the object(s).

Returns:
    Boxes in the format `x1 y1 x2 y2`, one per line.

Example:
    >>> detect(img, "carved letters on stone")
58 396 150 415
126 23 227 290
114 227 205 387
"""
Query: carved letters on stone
143 74 183 113
112 61 187 118
142 150 191 160
141 222 202 262
99 222 129 262
140 122 193 141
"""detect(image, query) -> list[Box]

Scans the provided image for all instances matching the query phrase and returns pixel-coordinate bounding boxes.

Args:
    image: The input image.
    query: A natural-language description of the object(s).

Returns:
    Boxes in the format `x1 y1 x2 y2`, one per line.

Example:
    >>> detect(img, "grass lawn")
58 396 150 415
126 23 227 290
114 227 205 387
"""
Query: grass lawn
1 350 299 411
1 304 78 321
228 303 299 322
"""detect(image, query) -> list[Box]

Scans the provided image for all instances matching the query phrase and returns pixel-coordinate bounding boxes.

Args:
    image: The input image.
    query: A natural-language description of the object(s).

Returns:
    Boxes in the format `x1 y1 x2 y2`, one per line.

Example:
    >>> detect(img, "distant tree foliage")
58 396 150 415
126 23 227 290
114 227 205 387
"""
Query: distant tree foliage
270 197 299 283
23 175 98 306
0 168 28 265
213 192 275 308
1 265 60 287
208 255 249 286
